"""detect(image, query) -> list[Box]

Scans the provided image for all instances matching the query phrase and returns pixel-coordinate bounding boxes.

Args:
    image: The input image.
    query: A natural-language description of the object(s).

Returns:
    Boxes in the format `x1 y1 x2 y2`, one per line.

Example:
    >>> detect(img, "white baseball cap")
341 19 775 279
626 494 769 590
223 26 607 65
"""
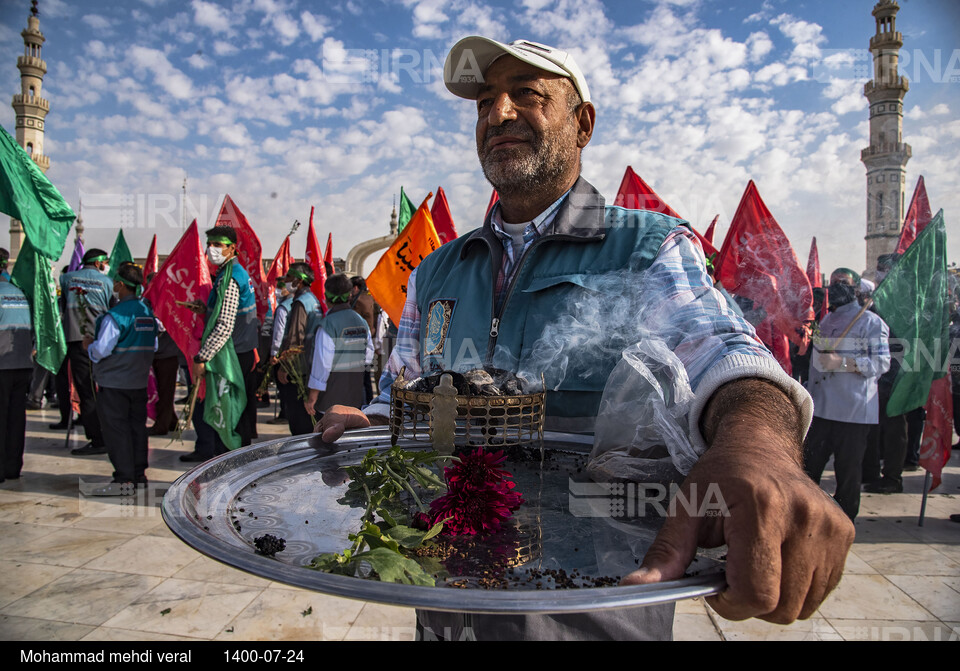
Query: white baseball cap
444 36 591 104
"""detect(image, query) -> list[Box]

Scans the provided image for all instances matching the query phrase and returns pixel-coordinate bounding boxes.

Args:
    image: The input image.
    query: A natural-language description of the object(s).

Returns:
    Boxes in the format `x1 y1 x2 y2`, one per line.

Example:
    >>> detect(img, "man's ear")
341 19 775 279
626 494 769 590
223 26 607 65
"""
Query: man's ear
576 101 596 149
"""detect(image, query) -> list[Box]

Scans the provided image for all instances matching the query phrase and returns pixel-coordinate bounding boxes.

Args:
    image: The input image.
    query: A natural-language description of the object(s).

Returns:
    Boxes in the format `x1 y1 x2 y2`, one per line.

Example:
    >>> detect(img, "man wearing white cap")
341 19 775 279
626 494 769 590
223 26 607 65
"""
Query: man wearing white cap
320 36 853 640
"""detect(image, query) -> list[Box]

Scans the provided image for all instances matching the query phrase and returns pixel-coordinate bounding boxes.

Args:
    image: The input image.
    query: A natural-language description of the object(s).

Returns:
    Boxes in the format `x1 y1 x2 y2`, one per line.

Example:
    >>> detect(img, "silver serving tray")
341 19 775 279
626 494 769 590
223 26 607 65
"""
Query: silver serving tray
162 428 726 614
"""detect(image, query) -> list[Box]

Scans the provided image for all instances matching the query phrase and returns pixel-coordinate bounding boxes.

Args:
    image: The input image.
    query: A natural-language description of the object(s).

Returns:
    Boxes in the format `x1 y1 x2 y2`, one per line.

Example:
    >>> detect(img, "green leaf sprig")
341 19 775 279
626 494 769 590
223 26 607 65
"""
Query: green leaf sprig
309 446 452 586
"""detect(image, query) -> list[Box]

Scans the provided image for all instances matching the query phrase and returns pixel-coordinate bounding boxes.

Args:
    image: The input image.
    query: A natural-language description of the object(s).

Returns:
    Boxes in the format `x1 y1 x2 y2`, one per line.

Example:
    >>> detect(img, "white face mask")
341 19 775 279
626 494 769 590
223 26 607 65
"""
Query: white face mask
102 264 110 277
207 246 226 266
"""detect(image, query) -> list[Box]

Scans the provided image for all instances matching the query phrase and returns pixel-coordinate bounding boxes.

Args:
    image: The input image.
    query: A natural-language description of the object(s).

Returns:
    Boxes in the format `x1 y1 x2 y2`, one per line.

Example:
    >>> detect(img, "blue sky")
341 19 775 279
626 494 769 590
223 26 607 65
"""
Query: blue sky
1 0 957 276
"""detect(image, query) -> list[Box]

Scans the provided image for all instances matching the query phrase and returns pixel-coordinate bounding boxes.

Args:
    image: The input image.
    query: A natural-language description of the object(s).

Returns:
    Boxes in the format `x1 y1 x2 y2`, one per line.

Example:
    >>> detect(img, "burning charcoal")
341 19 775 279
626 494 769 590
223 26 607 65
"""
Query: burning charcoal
499 379 522 395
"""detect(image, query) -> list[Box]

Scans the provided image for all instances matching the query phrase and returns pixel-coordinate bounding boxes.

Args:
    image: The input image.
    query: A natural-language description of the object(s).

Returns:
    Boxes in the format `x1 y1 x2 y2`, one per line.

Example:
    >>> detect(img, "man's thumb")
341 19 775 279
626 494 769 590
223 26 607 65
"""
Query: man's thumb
620 516 699 586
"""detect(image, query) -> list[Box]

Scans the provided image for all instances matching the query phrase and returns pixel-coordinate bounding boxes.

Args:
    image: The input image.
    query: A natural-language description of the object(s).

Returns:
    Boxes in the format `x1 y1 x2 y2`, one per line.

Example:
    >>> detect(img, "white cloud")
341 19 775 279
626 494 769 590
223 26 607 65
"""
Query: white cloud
266 12 300 46
82 15 114 31
192 0 235 34
187 53 213 69
128 46 196 99
301 10 331 42
746 31 773 63
771 14 826 63
213 40 239 56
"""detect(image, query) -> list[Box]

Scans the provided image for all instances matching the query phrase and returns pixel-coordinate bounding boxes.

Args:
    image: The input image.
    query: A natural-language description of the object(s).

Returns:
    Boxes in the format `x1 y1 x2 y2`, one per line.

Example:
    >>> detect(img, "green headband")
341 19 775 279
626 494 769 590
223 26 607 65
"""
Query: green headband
207 235 234 245
117 275 140 289
326 291 351 303
287 269 311 283
85 254 108 264
833 267 861 284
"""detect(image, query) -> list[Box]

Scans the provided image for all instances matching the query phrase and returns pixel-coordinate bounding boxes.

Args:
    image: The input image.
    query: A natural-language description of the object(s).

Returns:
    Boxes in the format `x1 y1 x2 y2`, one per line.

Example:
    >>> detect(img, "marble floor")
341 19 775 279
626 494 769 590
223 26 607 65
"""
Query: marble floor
1 398 958 642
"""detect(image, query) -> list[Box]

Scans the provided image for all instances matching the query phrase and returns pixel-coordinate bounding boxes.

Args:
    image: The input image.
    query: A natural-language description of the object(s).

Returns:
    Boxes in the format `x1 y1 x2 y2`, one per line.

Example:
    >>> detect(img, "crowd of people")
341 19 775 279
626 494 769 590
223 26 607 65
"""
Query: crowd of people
0 33 956 639
0 232 380 494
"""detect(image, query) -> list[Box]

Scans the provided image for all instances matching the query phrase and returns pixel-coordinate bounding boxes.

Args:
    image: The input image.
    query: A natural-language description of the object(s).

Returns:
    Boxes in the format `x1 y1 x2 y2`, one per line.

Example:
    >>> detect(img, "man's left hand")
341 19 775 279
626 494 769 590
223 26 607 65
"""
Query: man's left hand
81 335 94 352
622 380 854 624
192 360 205 381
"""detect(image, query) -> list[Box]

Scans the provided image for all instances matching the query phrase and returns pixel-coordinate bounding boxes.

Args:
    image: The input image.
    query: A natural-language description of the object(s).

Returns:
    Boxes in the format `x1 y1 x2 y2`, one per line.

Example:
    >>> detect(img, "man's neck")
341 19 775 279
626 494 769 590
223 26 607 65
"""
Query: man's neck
496 172 580 224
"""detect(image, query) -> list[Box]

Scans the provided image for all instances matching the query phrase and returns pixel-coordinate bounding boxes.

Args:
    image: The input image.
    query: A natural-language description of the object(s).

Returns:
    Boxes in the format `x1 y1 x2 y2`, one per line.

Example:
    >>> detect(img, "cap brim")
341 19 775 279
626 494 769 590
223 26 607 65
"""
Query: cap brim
444 36 572 100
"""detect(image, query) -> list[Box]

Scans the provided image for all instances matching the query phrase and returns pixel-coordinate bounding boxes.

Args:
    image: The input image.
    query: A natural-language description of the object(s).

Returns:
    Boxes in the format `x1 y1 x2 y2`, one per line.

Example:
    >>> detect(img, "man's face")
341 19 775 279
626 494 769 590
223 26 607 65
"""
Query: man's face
209 241 236 260
475 56 584 196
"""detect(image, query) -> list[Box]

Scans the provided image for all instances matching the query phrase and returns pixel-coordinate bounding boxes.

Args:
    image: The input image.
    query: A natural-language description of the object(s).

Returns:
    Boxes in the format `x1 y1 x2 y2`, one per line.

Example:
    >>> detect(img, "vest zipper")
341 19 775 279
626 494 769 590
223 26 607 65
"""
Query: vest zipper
484 233 603 364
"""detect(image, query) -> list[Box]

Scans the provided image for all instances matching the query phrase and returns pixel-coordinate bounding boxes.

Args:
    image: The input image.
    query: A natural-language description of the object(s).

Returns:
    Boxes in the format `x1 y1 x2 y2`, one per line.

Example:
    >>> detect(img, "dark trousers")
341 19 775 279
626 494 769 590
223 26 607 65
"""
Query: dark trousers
862 393 909 486
803 417 871 520
237 349 257 442
67 341 104 446
0 368 31 479
55 357 70 424
904 407 925 467
97 386 149 484
27 363 55 405
192 349 255 457
279 380 314 436
152 356 179 433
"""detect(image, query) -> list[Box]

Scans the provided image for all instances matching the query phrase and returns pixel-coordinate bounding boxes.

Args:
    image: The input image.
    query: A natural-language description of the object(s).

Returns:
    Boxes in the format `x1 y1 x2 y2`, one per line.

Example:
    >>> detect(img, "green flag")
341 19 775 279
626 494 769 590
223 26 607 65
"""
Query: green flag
108 229 134 281
872 209 949 416
0 126 74 259
397 187 416 233
202 260 246 450
11 237 66 374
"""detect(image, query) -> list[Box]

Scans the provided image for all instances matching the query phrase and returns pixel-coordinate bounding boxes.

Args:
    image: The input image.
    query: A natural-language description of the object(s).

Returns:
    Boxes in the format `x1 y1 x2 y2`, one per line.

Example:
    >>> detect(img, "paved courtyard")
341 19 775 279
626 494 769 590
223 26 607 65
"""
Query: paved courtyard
1 399 958 641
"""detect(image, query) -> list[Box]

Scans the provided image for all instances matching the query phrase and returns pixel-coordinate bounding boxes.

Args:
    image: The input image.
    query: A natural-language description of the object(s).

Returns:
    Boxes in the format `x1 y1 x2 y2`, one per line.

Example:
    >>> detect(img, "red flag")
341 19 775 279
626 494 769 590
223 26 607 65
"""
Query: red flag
754 319 793 377
484 189 499 219
430 186 459 245
305 207 328 313
143 234 158 286
215 195 270 325
919 375 953 491
142 220 212 362
704 215 718 245
895 175 932 254
693 226 718 262
266 236 294 296
715 181 813 370
614 166 681 218
806 237 822 288
324 232 334 272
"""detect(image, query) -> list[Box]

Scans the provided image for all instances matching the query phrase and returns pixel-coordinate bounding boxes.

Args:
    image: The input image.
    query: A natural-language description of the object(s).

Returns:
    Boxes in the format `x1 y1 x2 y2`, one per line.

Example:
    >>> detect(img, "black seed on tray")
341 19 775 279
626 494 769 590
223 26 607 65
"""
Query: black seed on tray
254 534 286 557
206 515 212 520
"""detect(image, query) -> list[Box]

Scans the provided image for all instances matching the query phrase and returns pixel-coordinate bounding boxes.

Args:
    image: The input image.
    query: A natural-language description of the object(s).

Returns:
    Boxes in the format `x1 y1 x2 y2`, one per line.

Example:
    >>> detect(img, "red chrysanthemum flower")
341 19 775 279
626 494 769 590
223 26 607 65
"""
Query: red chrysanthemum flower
429 448 523 536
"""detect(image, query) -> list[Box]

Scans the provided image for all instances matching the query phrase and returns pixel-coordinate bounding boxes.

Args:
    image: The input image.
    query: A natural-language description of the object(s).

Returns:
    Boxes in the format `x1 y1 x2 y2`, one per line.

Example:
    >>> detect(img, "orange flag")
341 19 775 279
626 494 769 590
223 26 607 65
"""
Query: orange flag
367 194 441 325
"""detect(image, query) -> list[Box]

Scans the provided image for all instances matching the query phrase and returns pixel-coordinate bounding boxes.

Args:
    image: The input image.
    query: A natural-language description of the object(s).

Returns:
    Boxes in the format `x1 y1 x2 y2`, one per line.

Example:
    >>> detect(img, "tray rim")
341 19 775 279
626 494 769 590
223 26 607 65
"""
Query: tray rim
161 427 726 614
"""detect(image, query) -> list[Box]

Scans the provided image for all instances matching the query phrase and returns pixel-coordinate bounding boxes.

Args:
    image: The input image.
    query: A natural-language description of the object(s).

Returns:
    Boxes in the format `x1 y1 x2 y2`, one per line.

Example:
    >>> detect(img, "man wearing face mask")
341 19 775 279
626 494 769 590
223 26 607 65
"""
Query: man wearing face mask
804 268 891 520
179 227 259 462
83 262 157 495
60 248 115 455
275 262 323 436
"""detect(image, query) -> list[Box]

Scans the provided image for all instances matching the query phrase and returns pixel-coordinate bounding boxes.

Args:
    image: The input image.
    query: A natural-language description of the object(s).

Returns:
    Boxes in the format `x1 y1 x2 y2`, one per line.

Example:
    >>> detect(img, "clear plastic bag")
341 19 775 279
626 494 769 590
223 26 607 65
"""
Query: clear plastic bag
588 339 700 483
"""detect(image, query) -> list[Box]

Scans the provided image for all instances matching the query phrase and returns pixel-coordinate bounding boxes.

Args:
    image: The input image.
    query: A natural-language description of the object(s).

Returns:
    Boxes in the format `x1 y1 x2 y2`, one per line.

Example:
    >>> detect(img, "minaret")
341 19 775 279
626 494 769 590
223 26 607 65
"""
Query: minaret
9 1 51 262
861 0 911 275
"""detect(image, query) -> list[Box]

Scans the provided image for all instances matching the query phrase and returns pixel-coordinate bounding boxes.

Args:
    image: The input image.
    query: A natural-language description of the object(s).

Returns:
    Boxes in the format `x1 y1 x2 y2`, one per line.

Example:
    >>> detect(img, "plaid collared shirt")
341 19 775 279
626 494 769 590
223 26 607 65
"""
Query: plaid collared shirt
369 199 773 409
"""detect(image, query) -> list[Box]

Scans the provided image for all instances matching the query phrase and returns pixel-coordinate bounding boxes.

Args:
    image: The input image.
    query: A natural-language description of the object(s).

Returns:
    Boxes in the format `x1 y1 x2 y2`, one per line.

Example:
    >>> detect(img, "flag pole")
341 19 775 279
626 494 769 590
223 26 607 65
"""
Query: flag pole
918 470 932 527
819 299 874 353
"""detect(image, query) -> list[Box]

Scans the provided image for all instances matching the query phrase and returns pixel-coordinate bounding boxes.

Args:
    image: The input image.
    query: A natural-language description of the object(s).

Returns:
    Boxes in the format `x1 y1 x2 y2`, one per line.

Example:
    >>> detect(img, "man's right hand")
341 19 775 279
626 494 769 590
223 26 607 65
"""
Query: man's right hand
314 405 375 442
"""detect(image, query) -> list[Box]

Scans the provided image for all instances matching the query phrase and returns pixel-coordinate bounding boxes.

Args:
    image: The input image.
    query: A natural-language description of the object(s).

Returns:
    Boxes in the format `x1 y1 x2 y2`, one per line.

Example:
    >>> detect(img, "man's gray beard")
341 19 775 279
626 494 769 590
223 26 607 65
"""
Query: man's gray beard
480 125 578 200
